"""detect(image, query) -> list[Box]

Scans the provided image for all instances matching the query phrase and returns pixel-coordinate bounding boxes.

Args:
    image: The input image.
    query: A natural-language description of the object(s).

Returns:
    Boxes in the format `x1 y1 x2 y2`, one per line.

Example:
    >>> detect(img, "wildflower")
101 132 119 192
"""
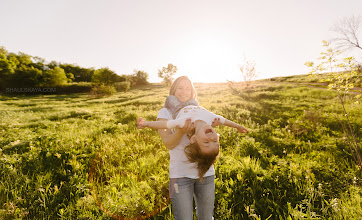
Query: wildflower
352 176 358 184
331 198 339 212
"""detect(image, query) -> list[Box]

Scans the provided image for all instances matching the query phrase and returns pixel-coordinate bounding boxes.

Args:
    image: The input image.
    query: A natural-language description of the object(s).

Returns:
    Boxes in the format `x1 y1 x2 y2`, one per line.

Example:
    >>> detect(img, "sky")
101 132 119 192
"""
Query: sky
1 0 362 83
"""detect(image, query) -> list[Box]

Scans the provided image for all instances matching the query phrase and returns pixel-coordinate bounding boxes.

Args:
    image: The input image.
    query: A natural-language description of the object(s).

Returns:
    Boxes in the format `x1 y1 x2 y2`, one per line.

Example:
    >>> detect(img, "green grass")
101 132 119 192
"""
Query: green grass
268 72 362 89
0 80 361 219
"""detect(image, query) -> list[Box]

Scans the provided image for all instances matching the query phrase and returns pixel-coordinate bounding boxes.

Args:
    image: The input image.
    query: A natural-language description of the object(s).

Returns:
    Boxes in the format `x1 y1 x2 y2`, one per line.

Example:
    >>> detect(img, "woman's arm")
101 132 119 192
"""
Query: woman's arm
157 118 194 150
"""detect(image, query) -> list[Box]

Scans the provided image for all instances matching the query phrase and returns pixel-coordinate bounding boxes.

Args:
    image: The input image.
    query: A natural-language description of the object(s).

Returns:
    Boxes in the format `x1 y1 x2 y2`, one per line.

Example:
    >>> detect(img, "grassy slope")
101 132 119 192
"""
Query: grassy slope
0 78 361 219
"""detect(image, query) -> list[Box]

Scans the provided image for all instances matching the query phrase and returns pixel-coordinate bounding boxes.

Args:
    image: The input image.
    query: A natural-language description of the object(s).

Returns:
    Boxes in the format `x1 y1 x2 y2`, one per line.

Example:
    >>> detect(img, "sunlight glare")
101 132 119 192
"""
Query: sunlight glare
175 36 242 83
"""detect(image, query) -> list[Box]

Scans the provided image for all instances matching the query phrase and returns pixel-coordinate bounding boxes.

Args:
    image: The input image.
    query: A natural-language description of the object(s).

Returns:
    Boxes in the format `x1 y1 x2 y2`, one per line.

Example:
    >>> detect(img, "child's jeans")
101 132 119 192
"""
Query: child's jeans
169 175 215 220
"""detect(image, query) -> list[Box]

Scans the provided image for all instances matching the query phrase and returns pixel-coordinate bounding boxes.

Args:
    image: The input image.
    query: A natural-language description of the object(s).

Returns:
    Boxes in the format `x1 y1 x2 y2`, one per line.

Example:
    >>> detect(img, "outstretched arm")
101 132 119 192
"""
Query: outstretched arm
137 117 184 130
223 119 248 133
210 116 247 133
137 117 168 129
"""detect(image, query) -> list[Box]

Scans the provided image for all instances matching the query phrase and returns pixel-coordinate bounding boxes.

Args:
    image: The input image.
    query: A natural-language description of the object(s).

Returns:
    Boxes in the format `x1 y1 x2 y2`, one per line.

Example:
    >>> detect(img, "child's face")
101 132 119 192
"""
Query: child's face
191 124 219 154
174 79 192 102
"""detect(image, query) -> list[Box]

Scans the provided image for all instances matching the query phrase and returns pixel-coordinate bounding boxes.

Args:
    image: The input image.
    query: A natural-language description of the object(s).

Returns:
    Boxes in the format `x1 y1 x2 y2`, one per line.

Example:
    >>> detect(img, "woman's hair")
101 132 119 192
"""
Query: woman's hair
169 76 197 100
184 141 220 181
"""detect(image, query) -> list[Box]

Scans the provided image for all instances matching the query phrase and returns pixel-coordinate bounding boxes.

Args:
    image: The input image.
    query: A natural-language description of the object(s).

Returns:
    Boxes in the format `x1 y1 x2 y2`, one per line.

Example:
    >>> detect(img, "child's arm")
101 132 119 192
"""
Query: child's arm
223 119 248 133
137 117 168 129
137 117 185 130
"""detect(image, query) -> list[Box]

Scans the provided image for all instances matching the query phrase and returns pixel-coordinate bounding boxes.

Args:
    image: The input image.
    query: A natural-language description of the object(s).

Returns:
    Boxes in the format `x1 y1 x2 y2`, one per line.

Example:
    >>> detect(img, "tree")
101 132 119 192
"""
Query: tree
12 65 43 88
158 63 177 87
31 56 47 71
0 48 16 90
130 70 149 85
0 48 16 76
331 15 362 52
42 67 68 86
59 64 95 82
240 57 257 89
305 40 361 169
92 67 119 85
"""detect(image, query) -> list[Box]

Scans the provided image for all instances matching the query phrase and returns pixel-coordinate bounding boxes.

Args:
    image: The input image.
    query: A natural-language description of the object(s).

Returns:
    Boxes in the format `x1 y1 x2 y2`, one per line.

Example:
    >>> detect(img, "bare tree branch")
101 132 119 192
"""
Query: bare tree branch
331 15 362 51
240 57 257 89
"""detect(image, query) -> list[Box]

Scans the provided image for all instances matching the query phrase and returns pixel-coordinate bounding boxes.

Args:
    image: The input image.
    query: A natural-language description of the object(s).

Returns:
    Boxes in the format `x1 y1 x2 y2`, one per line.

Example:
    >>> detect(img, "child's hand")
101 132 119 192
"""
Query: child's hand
212 118 223 127
137 117 148 129
237 125 248 133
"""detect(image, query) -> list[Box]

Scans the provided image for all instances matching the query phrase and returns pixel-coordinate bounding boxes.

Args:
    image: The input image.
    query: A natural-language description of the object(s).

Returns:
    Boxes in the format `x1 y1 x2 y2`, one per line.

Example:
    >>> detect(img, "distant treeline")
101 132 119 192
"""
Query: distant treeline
0 46 149 94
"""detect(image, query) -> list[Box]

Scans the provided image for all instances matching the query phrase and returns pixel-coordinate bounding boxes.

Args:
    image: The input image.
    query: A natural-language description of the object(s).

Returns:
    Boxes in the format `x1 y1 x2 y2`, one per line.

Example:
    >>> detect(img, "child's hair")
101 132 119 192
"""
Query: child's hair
184 140 220 181
169 76 197 100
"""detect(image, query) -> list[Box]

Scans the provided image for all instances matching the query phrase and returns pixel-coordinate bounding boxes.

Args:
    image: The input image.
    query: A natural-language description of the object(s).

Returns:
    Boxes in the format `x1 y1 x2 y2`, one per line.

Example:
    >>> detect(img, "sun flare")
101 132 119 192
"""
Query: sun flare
175 35 243 83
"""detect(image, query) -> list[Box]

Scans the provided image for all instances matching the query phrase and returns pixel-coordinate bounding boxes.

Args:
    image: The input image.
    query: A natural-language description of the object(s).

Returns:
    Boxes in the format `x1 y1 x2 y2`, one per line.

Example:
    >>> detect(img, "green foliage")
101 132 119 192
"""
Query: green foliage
0 82 361 219
128 70 149 86
114 81 131 92
305 40 362 169
0 51 16 90
53 82 93 94
90 84 116 97
12 65 43 87
59 64 94 82
158 63 177 87
0 46 122 94
305 41 360 94
92 67 120 85
42 67 68 86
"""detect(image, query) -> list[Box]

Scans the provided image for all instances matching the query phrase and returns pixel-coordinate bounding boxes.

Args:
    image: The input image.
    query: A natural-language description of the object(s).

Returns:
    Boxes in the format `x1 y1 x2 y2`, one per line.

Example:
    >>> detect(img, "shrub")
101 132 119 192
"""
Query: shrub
55 82 93 94
114 81 131 92
90 84 116 97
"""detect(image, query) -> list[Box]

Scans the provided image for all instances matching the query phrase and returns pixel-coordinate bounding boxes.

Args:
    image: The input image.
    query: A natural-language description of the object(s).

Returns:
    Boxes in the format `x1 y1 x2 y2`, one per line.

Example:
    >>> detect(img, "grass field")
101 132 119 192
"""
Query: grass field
0 79 361 219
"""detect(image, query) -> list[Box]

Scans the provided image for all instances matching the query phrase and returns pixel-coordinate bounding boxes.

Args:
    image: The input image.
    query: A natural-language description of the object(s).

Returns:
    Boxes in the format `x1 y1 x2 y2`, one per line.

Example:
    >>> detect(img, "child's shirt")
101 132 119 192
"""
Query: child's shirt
166 105 225 129
157 107 216 179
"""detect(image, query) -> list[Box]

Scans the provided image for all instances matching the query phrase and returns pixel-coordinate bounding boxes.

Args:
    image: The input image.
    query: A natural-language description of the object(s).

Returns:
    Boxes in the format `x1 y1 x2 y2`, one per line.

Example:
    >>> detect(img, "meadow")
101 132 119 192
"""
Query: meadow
0 78 361 219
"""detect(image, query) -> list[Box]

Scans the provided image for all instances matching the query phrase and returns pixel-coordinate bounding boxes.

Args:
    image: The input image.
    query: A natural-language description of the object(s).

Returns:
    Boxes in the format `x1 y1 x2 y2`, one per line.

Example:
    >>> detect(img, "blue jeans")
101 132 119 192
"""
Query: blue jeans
169 175 215 220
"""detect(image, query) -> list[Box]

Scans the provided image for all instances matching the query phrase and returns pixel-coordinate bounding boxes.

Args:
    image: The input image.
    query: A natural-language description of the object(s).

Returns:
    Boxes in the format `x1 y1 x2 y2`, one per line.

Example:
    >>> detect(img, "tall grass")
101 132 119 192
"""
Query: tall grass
0 81 361 219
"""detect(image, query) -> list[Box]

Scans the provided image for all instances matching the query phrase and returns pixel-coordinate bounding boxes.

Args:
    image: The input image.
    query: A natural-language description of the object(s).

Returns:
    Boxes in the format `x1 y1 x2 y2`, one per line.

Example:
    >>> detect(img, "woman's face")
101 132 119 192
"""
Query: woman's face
174 79 192 102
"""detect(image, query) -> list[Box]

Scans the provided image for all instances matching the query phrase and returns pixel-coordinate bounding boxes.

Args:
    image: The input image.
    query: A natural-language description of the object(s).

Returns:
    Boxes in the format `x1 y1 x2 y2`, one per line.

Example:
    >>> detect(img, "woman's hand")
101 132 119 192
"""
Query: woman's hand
157 118 193 150
178 118 194 134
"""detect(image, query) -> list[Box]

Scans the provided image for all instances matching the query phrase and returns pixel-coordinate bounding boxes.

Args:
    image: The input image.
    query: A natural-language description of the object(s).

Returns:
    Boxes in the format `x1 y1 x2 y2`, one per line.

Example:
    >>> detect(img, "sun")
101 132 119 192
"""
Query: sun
174 35 243 83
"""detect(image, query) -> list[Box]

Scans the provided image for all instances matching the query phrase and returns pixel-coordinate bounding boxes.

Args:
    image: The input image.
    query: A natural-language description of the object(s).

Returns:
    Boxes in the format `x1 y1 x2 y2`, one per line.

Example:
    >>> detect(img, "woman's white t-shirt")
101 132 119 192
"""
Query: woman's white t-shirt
157 106 224 179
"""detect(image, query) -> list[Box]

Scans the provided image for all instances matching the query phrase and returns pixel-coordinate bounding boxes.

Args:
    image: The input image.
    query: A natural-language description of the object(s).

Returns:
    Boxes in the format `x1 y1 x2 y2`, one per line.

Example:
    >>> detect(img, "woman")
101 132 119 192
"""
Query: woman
157 76 216 220
137 102 247 180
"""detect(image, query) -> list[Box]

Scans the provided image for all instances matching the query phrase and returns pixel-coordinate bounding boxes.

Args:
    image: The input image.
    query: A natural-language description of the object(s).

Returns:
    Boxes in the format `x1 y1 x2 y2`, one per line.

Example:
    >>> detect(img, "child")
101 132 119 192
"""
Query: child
137 104 247 179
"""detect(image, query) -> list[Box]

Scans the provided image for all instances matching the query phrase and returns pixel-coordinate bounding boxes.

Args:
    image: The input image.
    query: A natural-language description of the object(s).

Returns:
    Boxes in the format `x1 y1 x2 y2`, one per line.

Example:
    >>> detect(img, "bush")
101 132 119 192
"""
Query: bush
55 82 93 94
90 84 116 97
114 81 131 92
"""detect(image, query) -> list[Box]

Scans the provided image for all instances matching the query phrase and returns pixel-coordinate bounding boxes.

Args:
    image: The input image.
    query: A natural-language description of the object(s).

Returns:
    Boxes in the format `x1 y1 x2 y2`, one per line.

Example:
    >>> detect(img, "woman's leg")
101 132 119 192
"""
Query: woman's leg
169 177 195 220
193 175 215 220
